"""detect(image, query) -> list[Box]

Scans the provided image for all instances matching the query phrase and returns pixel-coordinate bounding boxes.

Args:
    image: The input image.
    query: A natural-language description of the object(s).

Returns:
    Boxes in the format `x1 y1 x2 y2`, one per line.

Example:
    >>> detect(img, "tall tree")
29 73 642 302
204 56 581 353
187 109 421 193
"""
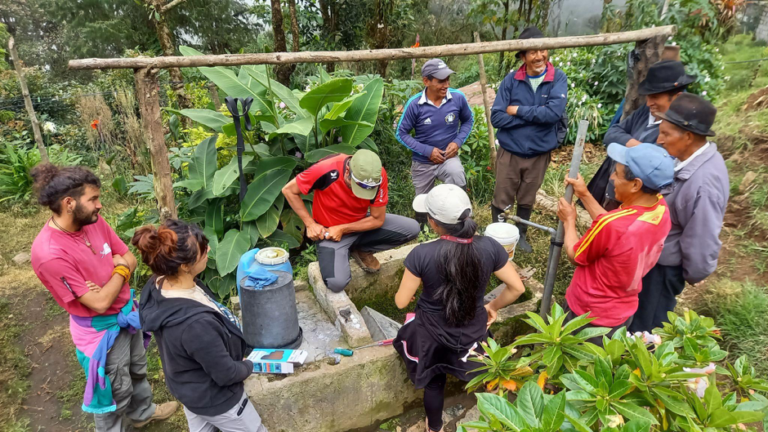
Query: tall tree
146 0 192 110
271 0 294 86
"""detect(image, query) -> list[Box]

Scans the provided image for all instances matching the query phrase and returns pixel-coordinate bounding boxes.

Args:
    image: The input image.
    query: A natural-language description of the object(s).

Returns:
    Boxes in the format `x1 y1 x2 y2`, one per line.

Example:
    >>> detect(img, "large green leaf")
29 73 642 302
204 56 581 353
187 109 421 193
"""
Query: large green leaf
242 222 259 247
188 187 214 209
541 391 566 431
256 194 284 238
205 201 224 238
216 229 250 276
165 108 231 132
237 68 276 119
274 117 315 136
318 118 373 135
189 136 217 191
241 66 309 118
325 92 366 120
280 209 305 245
240 169 292 221
299 78 353 116
212 154 254 196
178 48 273 118
263 229 300 249
305 144 357 163
359 137 378 152
476 392 522 430
611 401 659 425
222 113 276 137
250 157 298 181
516 381 544 428
340 77 384 146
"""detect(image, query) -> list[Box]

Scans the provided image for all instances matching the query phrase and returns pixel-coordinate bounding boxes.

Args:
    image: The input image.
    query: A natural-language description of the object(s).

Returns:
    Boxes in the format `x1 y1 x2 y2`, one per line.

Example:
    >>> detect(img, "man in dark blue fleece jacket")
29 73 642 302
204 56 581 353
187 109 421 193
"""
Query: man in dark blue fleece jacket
491 26 568 252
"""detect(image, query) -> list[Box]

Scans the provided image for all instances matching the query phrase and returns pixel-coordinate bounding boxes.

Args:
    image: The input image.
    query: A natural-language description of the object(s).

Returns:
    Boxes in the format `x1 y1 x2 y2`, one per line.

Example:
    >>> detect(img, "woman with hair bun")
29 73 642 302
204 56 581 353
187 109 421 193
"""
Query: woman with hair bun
133 220 268 432
393 184 526 432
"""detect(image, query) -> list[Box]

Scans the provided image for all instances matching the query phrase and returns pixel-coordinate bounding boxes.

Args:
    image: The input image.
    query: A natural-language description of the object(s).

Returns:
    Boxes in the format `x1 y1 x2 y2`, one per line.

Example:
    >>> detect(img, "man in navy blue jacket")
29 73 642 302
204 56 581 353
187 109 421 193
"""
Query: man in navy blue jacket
397 59 474 226
491 26 568 253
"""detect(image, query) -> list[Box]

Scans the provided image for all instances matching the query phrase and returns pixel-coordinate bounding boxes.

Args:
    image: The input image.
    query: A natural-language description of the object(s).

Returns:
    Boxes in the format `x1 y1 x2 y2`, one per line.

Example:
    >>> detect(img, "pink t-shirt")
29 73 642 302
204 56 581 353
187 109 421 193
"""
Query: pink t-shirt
31 215 130 317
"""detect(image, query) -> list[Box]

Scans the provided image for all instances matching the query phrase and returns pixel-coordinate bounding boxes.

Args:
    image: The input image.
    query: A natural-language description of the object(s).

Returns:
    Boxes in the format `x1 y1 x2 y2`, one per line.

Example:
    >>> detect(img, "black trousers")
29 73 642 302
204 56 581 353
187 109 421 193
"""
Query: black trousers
629 264 685 333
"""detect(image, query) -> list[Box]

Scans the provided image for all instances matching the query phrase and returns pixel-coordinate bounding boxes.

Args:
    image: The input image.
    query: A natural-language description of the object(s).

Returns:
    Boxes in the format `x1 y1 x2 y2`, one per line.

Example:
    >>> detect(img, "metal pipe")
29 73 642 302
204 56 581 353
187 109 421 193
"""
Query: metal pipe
539 120 589 318
507 215 557 236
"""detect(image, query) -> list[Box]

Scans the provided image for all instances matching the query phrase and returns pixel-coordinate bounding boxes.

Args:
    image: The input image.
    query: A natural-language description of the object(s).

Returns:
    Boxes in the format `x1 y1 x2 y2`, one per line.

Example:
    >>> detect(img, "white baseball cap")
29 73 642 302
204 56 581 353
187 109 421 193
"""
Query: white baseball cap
412 184 473 225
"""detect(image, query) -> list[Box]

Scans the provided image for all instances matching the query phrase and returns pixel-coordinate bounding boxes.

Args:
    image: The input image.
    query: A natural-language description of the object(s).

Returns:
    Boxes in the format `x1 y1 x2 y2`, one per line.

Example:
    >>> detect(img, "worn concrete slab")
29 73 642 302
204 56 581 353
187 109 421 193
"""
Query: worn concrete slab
361 306 402 341
247 345 422 432
308 262 373 348
344 243 419 305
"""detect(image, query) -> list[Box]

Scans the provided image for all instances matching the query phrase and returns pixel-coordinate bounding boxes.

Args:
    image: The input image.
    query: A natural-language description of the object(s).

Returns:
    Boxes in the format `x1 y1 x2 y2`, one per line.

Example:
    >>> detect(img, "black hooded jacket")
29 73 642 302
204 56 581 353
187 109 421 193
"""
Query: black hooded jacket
139 276 253 416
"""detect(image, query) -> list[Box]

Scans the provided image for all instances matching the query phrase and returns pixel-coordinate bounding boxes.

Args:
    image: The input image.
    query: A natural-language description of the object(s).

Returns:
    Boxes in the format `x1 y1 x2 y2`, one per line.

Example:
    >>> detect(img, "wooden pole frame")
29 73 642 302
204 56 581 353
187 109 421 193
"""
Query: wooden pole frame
474 32 497 174
9 36 49 163
69 26 675 221
69 26 675 71
134 68 177 221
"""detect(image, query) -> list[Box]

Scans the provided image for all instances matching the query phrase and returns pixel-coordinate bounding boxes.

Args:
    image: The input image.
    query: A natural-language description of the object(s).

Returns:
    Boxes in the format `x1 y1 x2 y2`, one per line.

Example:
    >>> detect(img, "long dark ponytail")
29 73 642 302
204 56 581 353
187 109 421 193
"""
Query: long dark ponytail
433 212 483 327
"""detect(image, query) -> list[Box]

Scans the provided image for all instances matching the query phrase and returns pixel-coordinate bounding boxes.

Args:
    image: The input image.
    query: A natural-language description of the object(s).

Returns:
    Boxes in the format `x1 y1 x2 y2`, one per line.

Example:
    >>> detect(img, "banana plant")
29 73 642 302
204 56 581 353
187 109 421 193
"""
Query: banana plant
466 338 534 396
512 303 610 379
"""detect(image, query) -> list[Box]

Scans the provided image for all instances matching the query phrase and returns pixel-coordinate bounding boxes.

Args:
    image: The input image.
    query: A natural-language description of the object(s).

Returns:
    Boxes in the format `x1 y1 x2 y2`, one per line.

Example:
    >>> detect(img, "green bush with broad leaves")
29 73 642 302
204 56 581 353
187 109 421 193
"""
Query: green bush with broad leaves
122 58 384 300
459 304 768 432
0 140 83 204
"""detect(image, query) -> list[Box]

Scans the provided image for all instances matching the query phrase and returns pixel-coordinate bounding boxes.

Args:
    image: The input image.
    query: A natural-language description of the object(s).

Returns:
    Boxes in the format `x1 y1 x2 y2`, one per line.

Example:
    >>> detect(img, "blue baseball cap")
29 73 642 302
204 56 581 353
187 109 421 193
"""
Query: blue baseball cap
607 143 675 191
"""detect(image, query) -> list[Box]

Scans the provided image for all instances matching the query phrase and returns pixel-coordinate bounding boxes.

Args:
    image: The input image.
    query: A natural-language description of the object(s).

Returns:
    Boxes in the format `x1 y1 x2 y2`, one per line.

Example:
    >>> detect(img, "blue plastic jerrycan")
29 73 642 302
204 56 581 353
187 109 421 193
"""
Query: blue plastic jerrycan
236 247 293 297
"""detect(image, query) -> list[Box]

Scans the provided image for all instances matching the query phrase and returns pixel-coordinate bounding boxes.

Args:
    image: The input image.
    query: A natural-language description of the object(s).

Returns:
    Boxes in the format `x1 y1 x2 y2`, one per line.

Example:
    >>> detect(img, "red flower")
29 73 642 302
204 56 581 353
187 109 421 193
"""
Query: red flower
90 119 100 130
487 166 492 171
410 42 420 48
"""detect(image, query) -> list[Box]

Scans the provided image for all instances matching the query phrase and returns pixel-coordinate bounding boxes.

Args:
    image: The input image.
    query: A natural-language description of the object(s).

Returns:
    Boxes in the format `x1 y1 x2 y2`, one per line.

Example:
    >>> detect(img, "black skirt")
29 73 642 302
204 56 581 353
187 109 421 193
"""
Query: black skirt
394 308 490 389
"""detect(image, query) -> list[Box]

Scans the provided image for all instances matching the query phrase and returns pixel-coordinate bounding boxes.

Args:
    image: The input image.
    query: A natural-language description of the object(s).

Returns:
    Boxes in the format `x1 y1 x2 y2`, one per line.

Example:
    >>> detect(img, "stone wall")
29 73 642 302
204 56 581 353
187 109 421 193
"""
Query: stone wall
757 7 768 42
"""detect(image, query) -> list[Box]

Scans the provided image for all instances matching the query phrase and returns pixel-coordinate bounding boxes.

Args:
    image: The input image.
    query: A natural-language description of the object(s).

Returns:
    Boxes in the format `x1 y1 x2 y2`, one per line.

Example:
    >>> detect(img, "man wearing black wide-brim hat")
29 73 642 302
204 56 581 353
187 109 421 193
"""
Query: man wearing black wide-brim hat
491 26 568 253
587 60 697 210
629 93 730 333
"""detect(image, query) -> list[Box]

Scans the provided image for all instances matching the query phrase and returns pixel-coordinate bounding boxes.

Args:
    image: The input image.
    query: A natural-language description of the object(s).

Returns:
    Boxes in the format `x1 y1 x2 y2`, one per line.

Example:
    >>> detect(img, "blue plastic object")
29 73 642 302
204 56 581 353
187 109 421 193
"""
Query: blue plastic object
236 248 293 297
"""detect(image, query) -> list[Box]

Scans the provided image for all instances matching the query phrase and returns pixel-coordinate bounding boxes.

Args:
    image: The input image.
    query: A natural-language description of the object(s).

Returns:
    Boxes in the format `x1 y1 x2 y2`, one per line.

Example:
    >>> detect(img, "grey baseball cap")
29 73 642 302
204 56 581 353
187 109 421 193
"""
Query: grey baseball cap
421 59 455 80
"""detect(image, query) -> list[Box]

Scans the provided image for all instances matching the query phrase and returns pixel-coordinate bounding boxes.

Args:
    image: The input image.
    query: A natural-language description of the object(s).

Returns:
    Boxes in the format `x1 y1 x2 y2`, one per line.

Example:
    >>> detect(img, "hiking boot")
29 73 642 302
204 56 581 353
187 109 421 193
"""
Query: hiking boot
133 401 179 428
516 206 534 254
352 250 381 273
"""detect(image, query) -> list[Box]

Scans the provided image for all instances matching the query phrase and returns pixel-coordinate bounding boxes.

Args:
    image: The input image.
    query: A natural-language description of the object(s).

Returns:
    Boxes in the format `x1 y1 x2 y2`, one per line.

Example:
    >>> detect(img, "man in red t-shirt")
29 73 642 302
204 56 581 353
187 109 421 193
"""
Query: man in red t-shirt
557 143 675 340
29 165 177 431
283 150 420 292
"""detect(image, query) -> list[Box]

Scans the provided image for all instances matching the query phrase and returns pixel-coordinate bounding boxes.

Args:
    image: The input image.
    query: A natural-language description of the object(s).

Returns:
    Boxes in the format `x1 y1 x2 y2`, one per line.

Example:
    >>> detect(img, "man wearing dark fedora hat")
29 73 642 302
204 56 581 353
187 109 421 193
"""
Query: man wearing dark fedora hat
587 60 696 211
629 93 730 332
491 26 568 253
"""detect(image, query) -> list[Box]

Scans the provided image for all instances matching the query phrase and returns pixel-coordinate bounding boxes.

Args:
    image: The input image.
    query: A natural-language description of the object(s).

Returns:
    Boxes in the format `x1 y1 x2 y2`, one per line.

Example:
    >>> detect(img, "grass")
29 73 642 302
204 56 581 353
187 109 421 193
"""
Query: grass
0 296 32 430
703 281 768 375
721 34 768 92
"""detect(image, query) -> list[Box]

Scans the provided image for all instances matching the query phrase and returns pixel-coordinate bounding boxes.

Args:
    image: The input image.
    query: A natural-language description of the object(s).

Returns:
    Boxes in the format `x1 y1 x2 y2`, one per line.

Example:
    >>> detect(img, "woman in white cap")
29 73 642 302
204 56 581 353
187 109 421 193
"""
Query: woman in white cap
393 184 526 432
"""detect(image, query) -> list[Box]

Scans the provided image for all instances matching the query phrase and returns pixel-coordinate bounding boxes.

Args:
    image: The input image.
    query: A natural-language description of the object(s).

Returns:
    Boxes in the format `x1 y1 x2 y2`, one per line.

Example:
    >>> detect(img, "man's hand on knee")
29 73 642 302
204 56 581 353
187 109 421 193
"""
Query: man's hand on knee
307 222 328 241
444 142 459 159
326 226 344 242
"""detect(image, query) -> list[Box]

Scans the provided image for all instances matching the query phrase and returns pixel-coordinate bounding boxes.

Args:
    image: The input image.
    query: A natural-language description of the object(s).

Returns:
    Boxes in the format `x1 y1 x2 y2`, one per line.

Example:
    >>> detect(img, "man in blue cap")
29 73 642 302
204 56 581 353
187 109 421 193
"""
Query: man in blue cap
556 143 675 341
397 58 474 227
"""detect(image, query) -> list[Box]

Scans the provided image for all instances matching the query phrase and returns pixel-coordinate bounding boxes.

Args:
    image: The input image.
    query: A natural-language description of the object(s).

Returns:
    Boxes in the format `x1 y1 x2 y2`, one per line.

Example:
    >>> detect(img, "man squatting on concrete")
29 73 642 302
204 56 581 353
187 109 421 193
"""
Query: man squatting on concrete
397 58 474 227
282 149 420 292
29 164 178 432
629 93 729 332
491 26 568 253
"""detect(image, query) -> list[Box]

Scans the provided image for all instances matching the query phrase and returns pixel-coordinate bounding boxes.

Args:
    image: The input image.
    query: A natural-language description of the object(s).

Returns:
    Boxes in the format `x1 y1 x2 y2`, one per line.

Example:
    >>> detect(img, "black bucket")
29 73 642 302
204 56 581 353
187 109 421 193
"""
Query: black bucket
240 271 303 349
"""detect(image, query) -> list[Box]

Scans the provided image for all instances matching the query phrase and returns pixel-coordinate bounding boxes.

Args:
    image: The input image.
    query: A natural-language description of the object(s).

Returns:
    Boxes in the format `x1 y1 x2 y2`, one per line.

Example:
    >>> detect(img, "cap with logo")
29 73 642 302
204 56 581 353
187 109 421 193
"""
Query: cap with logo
349 149 383 200
412 184 472 225
607 143 675 191
421 59 455 80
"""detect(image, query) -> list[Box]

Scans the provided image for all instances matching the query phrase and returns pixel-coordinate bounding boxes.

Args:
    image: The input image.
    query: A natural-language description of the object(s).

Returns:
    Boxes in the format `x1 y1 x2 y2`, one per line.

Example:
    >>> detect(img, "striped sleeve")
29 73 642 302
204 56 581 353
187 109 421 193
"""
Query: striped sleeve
573 209 636 266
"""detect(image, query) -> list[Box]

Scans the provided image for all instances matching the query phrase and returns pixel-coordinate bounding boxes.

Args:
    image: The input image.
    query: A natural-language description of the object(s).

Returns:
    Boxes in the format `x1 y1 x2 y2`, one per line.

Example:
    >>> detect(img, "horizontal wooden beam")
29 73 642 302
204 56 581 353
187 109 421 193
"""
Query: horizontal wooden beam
68 25 676 71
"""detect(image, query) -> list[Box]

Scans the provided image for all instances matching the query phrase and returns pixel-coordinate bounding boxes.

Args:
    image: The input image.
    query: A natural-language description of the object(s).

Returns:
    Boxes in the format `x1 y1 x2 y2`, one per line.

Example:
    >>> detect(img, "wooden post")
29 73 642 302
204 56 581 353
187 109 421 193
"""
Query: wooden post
8 36 48 163
622 35 666 119
134 67 177 221
208 82 221 109
474 32 497 173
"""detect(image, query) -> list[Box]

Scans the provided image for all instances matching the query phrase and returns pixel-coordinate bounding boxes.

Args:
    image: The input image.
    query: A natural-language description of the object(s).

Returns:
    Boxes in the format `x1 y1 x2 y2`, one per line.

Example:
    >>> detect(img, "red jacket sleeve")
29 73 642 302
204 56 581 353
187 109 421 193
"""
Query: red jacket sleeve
371 168 388 207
